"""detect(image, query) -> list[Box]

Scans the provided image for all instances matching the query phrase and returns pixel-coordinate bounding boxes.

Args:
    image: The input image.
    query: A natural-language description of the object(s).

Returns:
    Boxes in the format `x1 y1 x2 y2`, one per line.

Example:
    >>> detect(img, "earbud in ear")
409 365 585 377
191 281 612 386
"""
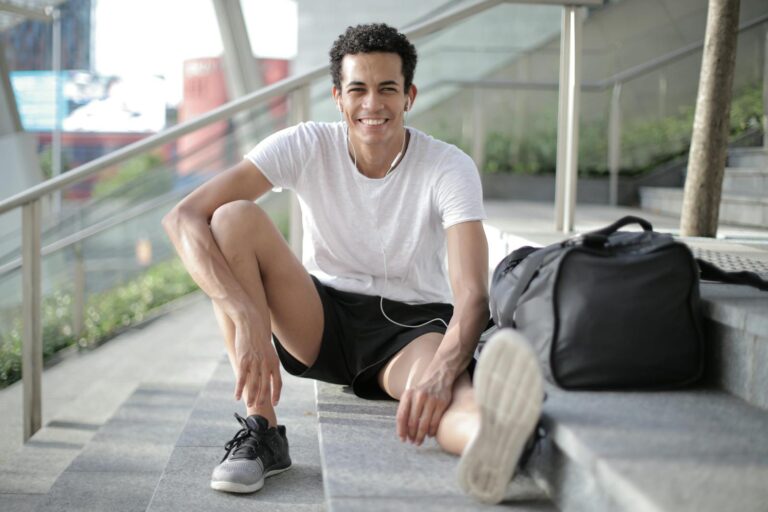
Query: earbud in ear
405 98 411 111
337 101 343 112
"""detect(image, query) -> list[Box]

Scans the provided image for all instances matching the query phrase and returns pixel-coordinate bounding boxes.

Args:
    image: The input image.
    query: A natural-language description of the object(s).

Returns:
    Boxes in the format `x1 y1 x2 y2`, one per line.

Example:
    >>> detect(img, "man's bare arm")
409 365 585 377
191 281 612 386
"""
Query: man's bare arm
428 220 490 381
396 220 490 443
162 159 278 406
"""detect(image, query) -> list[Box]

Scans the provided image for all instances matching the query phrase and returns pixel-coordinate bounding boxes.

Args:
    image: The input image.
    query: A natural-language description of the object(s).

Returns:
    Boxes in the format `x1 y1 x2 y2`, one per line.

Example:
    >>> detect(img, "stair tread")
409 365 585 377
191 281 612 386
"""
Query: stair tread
316 381 557 511
640 186 768 203
724 167 768 175
31 383 201 512
145 359 325 512
532 388 768 512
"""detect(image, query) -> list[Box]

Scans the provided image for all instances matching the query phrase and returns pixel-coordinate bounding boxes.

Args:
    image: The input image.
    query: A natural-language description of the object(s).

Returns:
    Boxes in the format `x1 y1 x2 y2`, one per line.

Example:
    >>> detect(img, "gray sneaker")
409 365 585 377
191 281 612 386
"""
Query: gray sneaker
458 328 544 504
210 413 292 493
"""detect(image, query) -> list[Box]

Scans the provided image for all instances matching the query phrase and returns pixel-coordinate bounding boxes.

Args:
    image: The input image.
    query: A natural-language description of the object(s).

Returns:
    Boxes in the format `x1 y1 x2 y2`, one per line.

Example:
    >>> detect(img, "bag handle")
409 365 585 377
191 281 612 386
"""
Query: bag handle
697 258 768 291
588 216 654 237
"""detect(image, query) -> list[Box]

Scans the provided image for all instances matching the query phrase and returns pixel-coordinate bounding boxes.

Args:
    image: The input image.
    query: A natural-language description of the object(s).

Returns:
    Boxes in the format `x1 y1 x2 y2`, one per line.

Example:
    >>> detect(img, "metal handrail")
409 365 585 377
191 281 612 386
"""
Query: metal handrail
601 12 768 87
0 182 197 278
0 0 608 216
427 12 768 93
0 66 322 215
0 0 505 216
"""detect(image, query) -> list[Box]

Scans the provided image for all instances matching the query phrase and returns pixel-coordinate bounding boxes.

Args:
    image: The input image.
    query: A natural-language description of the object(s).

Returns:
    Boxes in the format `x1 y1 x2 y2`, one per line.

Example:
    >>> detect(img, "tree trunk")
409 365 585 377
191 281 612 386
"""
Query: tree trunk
680 0 741 237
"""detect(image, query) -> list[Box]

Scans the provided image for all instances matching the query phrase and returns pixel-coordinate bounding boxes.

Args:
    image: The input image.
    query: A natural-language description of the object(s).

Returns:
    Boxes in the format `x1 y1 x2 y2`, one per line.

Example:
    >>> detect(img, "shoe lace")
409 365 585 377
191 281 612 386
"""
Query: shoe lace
220 413 262 463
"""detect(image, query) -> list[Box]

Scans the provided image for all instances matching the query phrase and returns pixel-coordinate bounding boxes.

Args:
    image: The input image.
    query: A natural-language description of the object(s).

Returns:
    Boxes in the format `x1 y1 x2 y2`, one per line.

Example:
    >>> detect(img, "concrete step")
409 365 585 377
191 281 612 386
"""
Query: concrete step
528 388 768 512
0 293 224 512
31 383 201 512
0 419 101 512
699 281 768 409
483 214 768 411
145 358 325 512
638 187 767 228
722 168 768 196
728 147 768 169
315 381 558 511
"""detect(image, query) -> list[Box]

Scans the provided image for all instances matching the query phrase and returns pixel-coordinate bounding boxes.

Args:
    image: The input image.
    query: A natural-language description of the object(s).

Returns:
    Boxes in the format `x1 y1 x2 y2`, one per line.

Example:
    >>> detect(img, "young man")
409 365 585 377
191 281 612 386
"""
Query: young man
163 23 543 504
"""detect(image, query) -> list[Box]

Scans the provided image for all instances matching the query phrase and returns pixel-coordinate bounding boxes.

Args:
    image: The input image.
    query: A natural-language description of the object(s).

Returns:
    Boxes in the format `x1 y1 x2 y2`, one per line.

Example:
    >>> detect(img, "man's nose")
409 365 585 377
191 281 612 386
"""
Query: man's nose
362 91 384 111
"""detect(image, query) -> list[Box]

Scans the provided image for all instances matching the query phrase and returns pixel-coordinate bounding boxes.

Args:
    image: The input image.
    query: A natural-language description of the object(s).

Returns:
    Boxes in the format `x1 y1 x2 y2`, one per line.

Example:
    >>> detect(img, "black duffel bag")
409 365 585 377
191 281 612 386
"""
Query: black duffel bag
489 215 767 390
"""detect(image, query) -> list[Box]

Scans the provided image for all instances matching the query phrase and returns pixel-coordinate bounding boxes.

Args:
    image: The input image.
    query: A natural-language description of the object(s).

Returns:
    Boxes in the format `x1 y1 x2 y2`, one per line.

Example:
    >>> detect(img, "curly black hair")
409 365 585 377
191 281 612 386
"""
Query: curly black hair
329 23 418 92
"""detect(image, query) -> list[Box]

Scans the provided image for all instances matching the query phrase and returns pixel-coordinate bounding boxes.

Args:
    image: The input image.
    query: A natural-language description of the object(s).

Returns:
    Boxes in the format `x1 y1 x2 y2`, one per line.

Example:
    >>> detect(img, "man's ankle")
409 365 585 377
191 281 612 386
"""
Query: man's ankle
245 409 278 428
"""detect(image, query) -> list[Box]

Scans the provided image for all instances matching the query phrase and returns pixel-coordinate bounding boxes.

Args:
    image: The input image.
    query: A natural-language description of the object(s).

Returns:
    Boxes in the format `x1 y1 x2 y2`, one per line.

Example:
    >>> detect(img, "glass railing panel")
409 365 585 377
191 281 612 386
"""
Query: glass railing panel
0 101 293 389
613 19 766 175
304 2 564 137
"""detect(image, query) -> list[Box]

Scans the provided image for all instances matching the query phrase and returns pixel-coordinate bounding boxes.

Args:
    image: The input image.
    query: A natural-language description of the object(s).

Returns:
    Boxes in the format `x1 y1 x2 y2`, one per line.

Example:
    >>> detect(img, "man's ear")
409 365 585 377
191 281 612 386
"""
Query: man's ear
332 86 341 110
406 84 418 110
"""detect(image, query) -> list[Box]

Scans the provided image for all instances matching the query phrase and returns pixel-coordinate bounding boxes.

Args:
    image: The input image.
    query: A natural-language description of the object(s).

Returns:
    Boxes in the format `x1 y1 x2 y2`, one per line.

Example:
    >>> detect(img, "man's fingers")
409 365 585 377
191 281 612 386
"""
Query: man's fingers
428 400 448 438
396 391 412 441
415 399 436 446
235 359 250 401
408 391 427 443
272 368 283 406
246 367 260 407
257 361 271 407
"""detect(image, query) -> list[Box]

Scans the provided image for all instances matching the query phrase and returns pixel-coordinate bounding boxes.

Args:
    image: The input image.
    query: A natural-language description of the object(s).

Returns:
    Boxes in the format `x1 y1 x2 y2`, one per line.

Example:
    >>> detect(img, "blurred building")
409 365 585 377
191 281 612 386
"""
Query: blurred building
1 0 91 71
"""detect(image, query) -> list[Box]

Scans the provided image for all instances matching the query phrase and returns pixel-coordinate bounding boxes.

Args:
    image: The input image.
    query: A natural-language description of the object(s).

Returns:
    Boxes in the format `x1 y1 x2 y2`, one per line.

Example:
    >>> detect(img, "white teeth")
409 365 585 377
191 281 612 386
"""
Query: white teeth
360 119 386 126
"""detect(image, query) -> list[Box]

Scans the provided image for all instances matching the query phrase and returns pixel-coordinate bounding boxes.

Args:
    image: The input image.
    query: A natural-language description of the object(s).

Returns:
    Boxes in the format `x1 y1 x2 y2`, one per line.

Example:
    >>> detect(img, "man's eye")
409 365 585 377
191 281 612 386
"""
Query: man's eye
382 88 398 93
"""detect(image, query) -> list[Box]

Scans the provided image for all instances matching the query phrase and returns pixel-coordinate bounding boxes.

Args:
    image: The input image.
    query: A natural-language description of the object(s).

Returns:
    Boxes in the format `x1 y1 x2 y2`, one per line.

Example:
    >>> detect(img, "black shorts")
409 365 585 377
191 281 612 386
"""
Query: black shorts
272 275 458 399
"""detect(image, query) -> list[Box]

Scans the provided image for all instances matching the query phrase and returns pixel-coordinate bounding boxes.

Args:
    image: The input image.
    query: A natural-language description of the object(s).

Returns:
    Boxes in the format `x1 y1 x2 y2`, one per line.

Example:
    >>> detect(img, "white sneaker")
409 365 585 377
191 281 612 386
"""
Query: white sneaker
457 328 544 504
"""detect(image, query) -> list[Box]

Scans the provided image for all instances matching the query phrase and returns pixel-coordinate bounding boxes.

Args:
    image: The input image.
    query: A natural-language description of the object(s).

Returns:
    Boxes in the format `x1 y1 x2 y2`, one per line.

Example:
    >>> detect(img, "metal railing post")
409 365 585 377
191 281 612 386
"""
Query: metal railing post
72 242 85 338
555 6 583 233
288 86 310 258
608 82 622 206
51 8 62 215
22 200 43 442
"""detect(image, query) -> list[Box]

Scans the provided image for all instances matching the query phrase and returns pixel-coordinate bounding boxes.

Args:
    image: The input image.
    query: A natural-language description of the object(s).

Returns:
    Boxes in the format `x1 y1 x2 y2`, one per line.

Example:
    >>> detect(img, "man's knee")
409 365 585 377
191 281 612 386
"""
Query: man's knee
210 200 270 249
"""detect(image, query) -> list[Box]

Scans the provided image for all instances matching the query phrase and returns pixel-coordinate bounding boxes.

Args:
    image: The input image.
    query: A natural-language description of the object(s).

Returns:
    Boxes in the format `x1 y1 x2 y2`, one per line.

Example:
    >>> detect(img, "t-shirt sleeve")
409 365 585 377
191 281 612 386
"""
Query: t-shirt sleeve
244 122 315 189
434 149 487 229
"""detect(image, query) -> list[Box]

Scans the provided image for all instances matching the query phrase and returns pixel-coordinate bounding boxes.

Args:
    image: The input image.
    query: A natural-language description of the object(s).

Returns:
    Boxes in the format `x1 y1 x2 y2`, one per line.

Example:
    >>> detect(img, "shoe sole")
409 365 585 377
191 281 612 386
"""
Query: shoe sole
457 328 543 504
210 465 292 493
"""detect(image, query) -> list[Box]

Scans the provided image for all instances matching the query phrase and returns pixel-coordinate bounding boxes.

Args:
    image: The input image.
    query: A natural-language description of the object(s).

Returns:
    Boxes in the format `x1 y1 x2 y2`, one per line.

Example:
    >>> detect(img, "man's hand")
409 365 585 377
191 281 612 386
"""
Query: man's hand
233 316 283 408
396 372 453 445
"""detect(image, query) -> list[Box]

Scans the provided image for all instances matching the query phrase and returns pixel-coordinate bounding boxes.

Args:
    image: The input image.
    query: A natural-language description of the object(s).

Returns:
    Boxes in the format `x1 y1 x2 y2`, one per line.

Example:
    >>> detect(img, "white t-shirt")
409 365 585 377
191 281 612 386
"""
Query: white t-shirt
245 121 485 304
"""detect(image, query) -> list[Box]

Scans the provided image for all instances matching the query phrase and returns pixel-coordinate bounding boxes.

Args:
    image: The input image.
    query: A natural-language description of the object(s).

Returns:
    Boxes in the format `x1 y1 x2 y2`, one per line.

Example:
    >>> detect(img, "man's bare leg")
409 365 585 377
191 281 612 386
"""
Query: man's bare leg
209 200 325 424
379 329 544 504
378 333 479 455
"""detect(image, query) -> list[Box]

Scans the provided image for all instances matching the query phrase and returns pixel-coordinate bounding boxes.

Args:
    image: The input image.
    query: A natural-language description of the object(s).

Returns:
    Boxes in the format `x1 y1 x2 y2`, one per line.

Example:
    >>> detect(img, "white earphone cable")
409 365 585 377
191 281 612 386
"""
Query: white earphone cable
343 114 448 330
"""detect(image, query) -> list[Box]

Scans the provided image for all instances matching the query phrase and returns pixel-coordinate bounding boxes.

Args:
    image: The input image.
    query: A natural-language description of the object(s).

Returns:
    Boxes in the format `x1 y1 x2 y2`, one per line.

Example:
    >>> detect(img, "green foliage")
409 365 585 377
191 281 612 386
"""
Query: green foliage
729 84 763 134
477 83 763 176
0 258 198 388
91 153 172 200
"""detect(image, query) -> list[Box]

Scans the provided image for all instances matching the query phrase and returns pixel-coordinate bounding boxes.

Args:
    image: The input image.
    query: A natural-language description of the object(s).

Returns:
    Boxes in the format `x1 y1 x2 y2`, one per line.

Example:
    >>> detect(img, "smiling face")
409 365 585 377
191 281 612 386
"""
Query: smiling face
332 52 416 150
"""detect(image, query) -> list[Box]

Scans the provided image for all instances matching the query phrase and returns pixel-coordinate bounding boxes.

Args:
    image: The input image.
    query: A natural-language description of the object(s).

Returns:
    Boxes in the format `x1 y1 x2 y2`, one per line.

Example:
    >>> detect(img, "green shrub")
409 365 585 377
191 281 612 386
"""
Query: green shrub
91 153 173 201
0 258 198 388
475 83 763 176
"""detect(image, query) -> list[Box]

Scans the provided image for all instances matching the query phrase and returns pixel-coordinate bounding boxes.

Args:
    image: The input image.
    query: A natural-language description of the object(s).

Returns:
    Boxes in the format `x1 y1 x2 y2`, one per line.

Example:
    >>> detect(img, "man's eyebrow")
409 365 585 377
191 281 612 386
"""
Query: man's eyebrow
344 80 401 88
